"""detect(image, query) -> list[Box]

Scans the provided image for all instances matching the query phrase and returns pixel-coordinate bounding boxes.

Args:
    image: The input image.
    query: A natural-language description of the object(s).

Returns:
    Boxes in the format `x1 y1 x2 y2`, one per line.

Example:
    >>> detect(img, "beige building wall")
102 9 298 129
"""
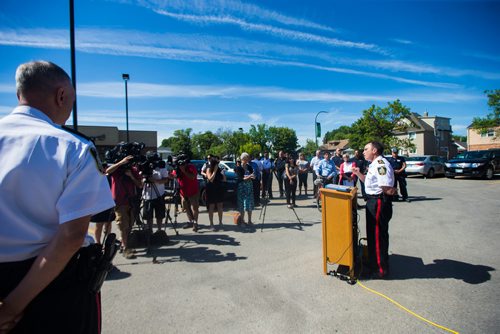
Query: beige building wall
74 125 158 158
468 127 500 150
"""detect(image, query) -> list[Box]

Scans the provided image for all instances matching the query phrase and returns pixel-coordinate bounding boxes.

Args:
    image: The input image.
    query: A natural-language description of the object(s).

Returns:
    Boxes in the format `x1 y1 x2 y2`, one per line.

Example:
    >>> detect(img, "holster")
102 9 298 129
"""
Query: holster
77 233 120 293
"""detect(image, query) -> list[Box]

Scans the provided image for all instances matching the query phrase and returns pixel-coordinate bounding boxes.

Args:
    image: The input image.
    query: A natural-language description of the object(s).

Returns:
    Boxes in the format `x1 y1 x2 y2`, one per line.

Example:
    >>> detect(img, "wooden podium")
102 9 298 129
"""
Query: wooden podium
320 186 358 280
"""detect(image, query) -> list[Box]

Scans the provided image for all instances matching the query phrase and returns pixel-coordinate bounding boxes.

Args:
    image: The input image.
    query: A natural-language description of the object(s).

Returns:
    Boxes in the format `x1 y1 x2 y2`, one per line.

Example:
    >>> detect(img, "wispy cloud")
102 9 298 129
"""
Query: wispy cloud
153 9 385 54
0 28 467 88
76 81 481 103
464 51 500 63
391 38 413 45
248 113 262 121
136 0 336 33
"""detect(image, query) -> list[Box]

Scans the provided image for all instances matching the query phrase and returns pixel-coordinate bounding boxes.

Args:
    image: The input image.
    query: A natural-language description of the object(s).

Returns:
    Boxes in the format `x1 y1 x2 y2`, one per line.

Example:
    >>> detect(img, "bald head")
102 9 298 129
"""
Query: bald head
16 61 75 125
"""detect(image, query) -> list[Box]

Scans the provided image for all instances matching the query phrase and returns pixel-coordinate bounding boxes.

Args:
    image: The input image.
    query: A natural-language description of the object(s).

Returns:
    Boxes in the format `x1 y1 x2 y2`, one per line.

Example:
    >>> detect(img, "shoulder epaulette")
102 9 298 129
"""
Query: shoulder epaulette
61 125 93 143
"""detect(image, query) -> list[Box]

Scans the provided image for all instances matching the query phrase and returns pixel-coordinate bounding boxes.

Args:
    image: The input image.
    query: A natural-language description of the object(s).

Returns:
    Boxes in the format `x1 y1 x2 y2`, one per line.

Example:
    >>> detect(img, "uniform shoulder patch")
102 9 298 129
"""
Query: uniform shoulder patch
90 147 106 175
377 166 387 175
377 159 384 164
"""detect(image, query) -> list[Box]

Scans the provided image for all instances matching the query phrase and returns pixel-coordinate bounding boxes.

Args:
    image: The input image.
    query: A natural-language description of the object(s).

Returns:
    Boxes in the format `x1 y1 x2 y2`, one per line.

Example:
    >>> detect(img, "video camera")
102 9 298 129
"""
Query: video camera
138 151 166 177
105 141 145 165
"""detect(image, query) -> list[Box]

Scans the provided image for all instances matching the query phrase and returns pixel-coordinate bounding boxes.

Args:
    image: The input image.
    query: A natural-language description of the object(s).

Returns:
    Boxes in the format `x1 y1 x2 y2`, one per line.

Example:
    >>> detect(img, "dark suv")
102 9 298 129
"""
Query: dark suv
445 149 500 180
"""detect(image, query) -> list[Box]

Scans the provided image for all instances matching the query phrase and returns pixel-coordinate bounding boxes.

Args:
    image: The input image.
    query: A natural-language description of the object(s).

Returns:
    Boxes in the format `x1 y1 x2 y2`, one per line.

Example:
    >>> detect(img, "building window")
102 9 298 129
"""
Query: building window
408 132 416 140
480 130 495 137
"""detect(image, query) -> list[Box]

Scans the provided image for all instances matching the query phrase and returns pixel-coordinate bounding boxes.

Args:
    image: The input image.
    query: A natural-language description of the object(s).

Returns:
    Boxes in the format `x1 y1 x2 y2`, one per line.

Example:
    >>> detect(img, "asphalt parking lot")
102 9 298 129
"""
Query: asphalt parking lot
99 175 500 333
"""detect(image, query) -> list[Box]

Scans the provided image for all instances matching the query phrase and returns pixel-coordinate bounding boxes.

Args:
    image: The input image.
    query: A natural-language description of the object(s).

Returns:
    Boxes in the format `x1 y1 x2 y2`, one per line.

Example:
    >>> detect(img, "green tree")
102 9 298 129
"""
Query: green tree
301 139 319 158
452 135 467 142
471 89 500 136
191 131 222 159
323 125 353 143
240 143 262 157
348 100 415 152
268 126 298 154
168 128 193 157
248 124 271 152
219 129 250 160
160 137 174 148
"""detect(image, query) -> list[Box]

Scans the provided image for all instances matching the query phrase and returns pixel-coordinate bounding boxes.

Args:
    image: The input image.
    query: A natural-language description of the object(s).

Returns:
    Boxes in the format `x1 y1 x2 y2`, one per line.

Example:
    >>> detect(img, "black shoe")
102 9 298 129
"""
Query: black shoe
403 198 411 203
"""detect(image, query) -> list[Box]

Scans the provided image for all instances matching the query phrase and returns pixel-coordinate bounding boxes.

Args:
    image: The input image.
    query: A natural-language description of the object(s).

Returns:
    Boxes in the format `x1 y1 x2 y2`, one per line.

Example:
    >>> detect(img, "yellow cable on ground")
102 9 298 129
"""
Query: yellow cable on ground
357 281 459 334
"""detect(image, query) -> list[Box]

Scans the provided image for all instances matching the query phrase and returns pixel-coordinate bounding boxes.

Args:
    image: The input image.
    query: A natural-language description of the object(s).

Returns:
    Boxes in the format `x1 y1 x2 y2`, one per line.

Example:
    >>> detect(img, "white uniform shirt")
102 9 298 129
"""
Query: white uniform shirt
310 156 322 172
364 155 394 195
142 167 169 200
0 106 115 262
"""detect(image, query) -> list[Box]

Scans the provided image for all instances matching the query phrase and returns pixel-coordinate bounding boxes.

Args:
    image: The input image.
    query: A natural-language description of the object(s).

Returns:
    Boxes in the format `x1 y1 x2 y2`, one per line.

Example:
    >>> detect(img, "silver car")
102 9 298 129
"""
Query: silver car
405 155 446 178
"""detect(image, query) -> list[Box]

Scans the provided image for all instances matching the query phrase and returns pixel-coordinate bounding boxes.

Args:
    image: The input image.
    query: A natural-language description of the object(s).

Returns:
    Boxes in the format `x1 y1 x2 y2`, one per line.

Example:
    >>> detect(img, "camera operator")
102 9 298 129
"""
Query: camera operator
106 155 143 259
142 155 170 236
172 157 200 232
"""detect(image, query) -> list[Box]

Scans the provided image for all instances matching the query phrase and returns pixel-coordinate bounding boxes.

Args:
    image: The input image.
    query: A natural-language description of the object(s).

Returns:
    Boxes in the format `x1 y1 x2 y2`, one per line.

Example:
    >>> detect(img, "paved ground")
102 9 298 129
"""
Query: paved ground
98 174 500 333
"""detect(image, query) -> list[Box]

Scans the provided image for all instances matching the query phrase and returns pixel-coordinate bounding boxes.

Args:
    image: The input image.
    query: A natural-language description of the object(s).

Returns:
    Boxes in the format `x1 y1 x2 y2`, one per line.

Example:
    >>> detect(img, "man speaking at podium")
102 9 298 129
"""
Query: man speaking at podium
352 141 396 279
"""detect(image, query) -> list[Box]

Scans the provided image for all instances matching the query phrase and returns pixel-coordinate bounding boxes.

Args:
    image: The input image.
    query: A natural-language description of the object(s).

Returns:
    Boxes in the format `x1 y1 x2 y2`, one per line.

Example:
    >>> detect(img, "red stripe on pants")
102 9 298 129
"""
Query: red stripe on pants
375 198 383 275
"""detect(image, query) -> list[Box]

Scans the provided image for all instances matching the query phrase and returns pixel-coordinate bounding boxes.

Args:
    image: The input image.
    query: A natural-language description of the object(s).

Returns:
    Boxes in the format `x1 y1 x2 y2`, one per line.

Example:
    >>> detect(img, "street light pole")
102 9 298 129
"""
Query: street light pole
69 0 78 130
315 111 328 147
122 73 130 142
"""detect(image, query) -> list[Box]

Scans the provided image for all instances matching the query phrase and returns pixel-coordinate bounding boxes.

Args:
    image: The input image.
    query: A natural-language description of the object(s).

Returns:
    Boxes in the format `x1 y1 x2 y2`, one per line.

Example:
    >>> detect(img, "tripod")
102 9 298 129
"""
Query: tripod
134 179 179 253
164 179 180 235
259 171 302 232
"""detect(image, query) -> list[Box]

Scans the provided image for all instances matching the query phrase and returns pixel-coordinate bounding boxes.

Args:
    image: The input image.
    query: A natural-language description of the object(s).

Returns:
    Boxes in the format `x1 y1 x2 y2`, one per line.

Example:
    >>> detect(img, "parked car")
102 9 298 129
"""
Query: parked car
219 160 236 172
219 161 238 199
190 159 237 204
405 155 446 178
445 149 500 180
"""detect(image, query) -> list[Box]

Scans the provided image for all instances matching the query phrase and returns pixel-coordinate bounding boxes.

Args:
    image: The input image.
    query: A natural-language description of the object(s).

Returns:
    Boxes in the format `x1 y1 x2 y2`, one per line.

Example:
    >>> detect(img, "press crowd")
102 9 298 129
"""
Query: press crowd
91 146 409 260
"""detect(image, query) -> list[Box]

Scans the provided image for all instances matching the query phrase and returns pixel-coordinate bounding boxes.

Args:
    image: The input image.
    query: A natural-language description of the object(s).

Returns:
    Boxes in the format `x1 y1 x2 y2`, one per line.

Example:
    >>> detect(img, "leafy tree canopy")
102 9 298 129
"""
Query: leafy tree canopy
471 89 500 135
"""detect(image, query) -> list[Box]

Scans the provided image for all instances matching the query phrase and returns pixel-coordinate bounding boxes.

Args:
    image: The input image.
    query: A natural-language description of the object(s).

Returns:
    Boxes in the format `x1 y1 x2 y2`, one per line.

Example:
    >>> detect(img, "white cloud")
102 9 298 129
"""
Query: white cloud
248 113 262 121
138 0 336 33
0 28 477 88
152 9 384 54
76 81 480 103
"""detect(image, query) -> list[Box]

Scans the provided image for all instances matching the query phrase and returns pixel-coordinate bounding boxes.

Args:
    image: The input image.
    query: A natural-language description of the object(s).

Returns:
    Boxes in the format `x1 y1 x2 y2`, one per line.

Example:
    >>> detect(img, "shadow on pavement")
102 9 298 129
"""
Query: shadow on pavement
389 254 495 284
146 246 247 264
403 196 442 202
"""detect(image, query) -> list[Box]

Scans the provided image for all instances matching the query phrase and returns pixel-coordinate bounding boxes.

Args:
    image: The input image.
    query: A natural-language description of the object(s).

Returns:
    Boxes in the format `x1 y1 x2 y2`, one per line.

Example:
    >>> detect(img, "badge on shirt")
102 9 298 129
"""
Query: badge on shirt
377 166 387 175
90 147 106 175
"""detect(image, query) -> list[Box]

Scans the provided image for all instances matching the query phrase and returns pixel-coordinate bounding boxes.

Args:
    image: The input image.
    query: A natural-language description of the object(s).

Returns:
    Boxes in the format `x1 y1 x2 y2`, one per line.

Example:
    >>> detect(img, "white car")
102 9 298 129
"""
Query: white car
219 160 236 172
405 155 447 178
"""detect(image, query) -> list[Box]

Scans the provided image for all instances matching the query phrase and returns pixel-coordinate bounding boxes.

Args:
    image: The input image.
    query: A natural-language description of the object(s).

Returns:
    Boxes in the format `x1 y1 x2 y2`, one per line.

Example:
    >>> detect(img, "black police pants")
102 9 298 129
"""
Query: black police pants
0 250 101 334
365 196 393 276
252 178 261 204
394 176 408 200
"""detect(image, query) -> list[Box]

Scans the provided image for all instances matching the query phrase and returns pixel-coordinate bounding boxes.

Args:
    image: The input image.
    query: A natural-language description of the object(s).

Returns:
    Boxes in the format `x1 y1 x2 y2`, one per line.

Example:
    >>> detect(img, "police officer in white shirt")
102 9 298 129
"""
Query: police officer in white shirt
0 61 115 333
352 141 396 279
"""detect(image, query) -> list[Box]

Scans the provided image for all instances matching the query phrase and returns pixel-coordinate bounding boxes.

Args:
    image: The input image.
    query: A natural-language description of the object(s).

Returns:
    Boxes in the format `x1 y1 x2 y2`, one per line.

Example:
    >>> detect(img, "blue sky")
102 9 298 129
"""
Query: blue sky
1 0 499 145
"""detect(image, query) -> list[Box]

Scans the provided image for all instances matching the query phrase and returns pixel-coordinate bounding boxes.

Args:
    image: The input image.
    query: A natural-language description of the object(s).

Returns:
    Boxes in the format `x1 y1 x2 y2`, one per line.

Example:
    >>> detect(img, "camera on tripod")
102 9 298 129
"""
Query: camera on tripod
138 151 166 177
